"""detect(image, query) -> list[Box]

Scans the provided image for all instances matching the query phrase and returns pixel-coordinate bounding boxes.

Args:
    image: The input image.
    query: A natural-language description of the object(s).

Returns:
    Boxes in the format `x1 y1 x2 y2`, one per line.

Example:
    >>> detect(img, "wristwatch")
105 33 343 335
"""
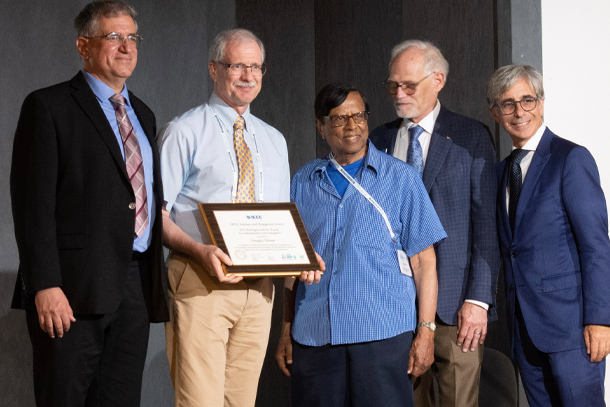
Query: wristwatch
417 321 437 332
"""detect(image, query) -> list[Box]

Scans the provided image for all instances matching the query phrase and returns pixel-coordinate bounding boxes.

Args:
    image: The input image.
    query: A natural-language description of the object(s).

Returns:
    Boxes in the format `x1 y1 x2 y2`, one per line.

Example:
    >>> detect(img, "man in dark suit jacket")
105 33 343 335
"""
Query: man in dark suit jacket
10 1 168 406
488 64 610 407
370 40 499 407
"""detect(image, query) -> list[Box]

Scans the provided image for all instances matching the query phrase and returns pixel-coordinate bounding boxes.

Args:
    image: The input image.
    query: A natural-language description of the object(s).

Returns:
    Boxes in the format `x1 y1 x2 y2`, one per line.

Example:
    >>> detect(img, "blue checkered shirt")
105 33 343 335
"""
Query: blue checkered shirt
291 143 447 346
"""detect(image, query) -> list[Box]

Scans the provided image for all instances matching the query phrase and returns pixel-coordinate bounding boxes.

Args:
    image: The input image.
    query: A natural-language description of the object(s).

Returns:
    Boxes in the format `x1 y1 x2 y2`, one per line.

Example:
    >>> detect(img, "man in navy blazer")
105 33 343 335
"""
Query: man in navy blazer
488 64 610 407
370 40 499 407
10 1 168 406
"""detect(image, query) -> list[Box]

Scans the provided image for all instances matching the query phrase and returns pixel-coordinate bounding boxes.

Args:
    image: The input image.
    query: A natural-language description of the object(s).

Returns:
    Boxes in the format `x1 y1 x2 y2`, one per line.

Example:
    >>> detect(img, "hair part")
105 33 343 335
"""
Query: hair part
74 0 137 38
389 40 449 78
314 83 369 120
486 64 544 108
208 29 266 63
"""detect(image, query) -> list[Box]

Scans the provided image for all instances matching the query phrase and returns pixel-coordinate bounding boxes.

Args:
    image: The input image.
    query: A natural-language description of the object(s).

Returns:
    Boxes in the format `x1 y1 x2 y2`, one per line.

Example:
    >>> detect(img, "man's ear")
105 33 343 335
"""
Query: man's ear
76 37 89 60
209 61 217 82
316 119 325 139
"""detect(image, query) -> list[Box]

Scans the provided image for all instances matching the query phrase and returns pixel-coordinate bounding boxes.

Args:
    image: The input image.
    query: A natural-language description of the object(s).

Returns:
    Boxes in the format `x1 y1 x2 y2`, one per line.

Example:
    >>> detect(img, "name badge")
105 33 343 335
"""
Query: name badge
397 250 412 277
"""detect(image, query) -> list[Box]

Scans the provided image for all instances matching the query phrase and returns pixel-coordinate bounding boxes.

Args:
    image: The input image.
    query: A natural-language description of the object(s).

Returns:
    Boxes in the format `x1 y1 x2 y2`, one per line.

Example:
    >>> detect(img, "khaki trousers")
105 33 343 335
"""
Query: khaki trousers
413 321 484 407
165 252 274 407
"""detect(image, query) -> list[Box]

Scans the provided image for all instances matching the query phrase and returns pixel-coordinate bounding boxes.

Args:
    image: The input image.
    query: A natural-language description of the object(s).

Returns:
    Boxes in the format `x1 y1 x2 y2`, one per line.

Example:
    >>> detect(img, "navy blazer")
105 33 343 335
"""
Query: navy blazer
497 128 610 352
370 106 500 325
11 72 169 322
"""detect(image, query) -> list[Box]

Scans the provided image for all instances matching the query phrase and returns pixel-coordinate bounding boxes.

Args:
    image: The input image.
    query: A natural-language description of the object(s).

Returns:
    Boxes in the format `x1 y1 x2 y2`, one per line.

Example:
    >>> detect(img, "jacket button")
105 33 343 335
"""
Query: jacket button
129 202 136 210
511 251 518 258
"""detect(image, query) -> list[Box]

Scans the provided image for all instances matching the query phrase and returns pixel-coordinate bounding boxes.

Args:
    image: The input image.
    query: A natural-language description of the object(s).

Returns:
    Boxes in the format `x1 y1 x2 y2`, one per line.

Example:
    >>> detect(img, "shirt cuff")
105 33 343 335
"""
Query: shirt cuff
465 299 489 311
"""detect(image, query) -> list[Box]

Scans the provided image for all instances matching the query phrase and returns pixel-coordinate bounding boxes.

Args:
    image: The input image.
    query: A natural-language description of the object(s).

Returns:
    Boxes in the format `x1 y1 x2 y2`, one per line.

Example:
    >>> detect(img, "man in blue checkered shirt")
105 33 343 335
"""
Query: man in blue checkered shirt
276 83 447 407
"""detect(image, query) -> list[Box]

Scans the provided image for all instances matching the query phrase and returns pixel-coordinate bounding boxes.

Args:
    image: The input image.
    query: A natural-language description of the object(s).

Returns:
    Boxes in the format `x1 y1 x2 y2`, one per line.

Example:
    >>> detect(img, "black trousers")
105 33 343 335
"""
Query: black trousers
27 257 150 407
291 331 415 407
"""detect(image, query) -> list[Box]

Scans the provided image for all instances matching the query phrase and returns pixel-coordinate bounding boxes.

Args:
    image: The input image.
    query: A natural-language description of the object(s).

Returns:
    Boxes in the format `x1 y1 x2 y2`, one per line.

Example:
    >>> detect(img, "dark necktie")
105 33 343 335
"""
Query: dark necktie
407 125 424 177
508 148 529 232
110 94 148 237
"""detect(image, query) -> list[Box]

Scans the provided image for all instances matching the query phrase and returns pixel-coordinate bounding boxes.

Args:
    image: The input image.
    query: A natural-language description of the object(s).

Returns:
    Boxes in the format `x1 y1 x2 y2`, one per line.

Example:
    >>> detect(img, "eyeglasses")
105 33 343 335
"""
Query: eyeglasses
495 97 539 114
495 97 540 114
322 111 369 127
214 61 267 76
86 32 143 47
383 73 434 96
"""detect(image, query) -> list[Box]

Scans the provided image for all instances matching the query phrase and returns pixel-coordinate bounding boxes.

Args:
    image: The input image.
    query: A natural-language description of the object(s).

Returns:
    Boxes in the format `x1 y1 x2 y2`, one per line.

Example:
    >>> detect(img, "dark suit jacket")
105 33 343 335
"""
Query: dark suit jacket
497 128 610 352
370 106 500 325
11 71 169 322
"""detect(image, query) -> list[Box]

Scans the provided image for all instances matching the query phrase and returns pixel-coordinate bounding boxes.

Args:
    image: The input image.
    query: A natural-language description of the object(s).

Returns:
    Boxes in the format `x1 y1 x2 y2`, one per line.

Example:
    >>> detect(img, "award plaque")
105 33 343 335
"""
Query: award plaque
198 202 319 277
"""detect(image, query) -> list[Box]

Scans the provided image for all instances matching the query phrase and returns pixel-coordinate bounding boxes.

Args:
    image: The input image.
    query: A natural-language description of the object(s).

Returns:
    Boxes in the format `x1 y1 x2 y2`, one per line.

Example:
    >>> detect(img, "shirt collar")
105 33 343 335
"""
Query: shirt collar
312 140 381 179
400 99 441 134
82 69 130 106
209 92 252 131
514 124 546 152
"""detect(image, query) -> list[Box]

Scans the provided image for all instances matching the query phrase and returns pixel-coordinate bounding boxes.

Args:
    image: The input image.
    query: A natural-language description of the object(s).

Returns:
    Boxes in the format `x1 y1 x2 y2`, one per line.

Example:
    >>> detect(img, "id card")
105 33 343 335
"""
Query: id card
397 250 412 277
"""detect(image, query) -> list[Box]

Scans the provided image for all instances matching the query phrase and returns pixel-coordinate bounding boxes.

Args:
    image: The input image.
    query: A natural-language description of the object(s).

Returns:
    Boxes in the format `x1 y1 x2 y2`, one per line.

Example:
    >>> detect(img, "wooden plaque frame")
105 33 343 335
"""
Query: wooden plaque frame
198 202 319 277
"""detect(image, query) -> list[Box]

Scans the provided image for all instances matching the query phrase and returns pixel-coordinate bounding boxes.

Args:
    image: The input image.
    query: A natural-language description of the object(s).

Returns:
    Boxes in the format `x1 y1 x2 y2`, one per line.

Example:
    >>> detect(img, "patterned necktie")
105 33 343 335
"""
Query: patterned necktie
110 94 148 237
233 116 255 202
508 148 529 232
407 125 425 178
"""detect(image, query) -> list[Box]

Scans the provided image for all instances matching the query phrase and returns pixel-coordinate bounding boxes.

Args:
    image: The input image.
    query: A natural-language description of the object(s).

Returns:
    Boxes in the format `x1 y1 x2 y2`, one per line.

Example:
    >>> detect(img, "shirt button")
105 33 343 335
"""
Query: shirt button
129 202 136 210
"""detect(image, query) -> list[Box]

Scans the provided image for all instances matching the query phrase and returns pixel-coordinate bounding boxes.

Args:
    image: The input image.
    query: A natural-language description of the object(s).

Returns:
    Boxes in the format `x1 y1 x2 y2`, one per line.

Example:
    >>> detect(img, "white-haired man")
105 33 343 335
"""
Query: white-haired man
370 40 500 407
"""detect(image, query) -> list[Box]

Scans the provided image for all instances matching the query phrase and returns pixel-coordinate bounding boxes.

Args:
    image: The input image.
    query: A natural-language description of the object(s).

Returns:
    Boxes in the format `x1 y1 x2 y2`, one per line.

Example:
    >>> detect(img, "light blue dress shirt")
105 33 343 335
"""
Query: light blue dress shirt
291 142 447 346
157 93 290 244
82 70 155 252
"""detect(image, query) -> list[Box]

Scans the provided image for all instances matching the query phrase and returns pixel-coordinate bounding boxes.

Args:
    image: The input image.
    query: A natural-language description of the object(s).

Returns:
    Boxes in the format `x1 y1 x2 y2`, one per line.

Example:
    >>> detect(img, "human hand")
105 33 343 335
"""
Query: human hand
298 253 325 285
34 287 76 338
194 244 242 284
584 324 610 363
408 328 434 377
457 302 488 352
275 322 294 376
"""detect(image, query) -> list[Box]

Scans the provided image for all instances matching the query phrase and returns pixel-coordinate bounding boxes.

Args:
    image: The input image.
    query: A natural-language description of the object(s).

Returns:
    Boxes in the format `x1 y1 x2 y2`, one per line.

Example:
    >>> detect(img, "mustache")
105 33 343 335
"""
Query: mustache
235 81 256 87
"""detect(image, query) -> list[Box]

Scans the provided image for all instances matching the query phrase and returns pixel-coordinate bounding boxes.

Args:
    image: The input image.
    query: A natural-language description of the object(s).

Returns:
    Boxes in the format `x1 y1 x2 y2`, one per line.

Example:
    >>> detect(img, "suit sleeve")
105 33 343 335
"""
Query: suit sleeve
562 147 610 325
465 129 500 307
10 91 63 293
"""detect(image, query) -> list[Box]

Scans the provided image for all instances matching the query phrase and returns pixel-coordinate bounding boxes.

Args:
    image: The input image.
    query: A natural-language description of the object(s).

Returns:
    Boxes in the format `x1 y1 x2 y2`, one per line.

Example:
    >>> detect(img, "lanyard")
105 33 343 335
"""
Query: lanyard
329 154 397 245
209 106 264 202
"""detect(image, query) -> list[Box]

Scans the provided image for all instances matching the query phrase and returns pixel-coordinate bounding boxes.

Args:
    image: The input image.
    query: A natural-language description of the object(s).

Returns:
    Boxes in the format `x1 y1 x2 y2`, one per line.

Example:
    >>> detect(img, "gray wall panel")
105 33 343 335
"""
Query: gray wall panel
1 1 539 406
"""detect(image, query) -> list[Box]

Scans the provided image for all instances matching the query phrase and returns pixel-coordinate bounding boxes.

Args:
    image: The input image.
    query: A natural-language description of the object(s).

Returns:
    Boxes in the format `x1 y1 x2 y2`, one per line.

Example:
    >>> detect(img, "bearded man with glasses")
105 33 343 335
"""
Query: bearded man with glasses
370 40 500 407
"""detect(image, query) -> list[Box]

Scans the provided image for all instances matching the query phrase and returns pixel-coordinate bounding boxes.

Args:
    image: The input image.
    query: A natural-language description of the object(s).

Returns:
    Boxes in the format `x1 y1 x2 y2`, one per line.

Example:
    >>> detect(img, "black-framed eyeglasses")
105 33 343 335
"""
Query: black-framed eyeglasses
383 73 434 96
322 111 369 127
495 97 539 115
214 61 267 76
86 32 143 47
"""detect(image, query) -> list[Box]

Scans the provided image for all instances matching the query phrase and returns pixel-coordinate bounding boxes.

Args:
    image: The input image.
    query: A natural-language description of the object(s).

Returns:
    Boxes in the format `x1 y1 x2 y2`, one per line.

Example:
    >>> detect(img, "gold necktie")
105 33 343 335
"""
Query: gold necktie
233 116 255 202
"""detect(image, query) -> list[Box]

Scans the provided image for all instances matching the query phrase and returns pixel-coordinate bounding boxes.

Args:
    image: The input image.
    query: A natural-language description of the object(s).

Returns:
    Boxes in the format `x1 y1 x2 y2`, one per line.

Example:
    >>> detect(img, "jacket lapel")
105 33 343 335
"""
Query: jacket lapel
422 108 452 192
70 72 129 181
513 129 552 235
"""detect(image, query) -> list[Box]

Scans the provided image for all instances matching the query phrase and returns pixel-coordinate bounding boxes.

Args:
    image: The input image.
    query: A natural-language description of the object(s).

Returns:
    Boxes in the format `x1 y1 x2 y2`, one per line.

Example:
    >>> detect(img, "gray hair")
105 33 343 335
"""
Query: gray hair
208 29 266 63
74 0 138 38
389 40 449 78
487 64 544 108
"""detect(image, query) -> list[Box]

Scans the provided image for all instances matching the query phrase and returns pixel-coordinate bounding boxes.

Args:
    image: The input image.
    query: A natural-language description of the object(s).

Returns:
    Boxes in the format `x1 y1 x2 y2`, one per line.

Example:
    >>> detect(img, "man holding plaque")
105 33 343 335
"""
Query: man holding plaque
157 29 291 406
276 83 447 407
